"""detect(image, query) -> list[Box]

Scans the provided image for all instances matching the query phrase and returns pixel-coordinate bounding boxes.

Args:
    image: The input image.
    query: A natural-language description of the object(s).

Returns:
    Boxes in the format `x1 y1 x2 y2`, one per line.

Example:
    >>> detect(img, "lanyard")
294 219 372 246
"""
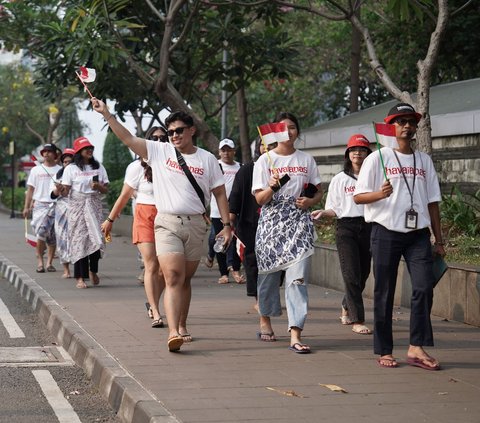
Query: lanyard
393 150 416 209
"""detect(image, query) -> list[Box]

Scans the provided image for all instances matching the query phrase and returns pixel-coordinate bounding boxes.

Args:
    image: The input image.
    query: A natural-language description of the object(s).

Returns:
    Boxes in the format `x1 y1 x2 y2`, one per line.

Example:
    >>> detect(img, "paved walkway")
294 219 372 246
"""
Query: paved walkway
1 212 480 423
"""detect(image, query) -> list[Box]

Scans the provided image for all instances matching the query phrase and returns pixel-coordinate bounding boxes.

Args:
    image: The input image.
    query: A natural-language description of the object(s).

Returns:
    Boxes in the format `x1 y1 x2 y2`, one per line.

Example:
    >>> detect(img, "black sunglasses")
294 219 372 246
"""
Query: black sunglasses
394 117 417 126
167 126 190 137
151 135 168 142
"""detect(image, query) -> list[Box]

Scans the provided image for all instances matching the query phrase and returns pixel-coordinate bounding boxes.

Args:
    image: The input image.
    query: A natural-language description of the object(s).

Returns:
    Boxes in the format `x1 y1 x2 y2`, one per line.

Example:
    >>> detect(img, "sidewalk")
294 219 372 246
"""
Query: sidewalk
1 212 480 423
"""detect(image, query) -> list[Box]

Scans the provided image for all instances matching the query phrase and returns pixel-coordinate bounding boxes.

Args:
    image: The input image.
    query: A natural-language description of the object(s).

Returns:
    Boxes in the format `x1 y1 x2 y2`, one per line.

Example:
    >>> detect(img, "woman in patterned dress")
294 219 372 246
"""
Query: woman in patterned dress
252 112 323 353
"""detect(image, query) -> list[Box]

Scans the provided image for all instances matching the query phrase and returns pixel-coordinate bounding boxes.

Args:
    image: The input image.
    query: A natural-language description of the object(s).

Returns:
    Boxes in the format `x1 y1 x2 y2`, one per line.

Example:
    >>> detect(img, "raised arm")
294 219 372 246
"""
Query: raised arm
91 97 147 159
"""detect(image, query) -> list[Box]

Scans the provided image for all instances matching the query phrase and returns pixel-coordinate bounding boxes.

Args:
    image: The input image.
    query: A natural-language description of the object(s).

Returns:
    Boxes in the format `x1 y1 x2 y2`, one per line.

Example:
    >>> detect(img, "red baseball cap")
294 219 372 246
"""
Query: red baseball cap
60 148 75 161
345 134 372 158
384 103 422 124
73 137 94 154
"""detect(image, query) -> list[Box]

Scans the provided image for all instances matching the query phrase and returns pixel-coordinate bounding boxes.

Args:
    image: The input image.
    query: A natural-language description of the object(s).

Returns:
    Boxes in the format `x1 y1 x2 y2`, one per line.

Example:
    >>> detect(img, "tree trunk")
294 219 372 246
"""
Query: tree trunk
236 85 251 163
350 7 361 113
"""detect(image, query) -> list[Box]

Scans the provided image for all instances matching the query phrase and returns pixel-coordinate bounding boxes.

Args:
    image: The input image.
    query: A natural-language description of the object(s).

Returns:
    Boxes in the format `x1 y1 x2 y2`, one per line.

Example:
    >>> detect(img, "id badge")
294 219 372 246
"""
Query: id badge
405 209 418 229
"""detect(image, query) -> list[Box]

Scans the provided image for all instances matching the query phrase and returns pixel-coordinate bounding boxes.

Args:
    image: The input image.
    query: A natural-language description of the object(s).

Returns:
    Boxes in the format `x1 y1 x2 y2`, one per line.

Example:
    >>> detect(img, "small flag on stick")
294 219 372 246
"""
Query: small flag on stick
258 122 289 144
75 66 96 98
24 218 37 248
235 235 245 263
374 123 398 149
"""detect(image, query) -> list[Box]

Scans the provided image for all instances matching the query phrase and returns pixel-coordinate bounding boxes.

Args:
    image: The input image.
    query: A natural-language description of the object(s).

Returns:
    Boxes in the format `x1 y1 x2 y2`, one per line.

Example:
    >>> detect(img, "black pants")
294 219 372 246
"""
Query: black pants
208 218 241 276
336 217 372 323
74 250 101 279
237 223 258 297
370 224 435 356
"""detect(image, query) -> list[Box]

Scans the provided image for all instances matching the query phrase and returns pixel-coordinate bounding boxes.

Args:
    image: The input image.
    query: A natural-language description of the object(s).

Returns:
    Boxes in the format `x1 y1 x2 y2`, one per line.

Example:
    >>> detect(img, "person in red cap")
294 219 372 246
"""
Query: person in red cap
312 134 373 335
50 148 75 278
22 144 62 273
354 102 445 370
60 137 109 289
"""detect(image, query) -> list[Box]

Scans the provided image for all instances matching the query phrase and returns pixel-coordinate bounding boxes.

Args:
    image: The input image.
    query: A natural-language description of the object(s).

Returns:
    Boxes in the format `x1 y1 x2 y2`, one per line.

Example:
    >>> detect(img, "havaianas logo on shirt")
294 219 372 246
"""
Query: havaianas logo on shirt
166 157 204 175
385 165 426 178
268 166 308 175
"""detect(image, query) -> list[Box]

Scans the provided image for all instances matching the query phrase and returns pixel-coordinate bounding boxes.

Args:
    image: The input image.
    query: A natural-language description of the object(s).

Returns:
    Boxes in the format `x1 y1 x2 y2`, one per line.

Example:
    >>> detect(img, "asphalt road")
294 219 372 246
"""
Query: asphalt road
0 276 120 423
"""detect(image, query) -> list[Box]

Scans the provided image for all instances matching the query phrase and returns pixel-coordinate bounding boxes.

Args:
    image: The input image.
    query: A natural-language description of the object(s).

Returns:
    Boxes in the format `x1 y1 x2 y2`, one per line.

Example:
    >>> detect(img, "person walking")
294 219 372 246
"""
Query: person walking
91 98 232 352
206 138 245 284
101 126 167 330
50 148 75 279
22 144 62 273
229 137 277 308
354 103 445 370
252 112 323 352
312 134 373 335
61 137 109 289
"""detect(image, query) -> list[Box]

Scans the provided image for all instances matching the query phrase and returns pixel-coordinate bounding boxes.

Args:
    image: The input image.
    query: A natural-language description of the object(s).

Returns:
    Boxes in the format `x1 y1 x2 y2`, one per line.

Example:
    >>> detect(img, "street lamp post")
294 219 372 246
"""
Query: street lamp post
9 136 15 218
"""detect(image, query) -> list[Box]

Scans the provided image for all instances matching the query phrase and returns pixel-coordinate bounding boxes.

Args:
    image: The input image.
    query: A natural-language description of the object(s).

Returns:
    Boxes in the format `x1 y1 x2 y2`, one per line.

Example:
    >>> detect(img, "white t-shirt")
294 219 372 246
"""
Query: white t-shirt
62 163 109 194
124 160 155 205
210 160 240 218
355 148 441 232
252 150 321 197
145 141 224 215
26 163 62 202
325 171 365 218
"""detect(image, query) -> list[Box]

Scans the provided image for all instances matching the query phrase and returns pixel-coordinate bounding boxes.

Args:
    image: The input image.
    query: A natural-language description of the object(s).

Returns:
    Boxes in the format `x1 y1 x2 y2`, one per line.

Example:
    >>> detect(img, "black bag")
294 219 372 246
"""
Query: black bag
300 183 318 198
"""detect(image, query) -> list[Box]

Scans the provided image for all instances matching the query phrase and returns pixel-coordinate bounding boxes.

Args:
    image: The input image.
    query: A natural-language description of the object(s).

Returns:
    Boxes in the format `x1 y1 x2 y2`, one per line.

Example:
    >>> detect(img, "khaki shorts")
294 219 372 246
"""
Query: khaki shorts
154 213 207 261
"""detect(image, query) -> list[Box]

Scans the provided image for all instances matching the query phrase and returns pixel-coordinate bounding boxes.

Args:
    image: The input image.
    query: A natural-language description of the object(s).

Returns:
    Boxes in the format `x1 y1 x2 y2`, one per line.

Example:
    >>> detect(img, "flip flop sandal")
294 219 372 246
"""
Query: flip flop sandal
288 343 311 354
76 281 88 289
218 275 229 284
205 256 214 268
232 271 246 284
376 357 399 368
151 318 164 328
36 266 45 273
352 324 372 335
257 332 276 342
46 265 56 272
167 335 184 352
180 333 193 343
406 356 440 371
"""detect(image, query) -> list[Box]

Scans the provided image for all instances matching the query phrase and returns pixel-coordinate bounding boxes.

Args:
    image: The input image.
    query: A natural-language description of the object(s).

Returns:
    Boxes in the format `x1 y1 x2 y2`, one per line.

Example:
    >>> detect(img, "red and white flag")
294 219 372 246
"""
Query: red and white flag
78 66 96 83
236 237 245 262
374 123 398 149
258 122 289 144
25 233 37 248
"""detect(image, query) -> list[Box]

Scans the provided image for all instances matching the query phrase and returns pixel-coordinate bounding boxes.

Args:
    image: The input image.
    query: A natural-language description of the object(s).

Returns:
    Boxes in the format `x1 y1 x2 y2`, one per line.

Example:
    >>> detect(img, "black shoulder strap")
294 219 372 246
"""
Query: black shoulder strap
174 148 206 210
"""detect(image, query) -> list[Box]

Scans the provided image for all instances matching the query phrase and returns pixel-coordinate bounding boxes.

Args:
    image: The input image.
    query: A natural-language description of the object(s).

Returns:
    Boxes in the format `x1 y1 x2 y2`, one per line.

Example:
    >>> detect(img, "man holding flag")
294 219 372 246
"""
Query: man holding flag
354 103 445 370
23 144 62 273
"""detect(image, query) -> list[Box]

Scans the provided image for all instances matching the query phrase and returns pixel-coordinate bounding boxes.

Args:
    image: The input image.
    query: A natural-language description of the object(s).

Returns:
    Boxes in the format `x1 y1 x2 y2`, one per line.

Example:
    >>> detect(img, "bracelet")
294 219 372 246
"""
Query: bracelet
105 113 115 122
434 241 445 246
223 222 231 227
106 217 114 223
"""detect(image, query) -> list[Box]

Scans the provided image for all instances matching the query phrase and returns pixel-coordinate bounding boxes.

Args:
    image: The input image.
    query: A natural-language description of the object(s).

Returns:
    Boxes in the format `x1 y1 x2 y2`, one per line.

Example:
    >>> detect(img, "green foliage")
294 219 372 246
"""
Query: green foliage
441 186 480 237
0 187 26 211
102 130 133 181
105 178 132 216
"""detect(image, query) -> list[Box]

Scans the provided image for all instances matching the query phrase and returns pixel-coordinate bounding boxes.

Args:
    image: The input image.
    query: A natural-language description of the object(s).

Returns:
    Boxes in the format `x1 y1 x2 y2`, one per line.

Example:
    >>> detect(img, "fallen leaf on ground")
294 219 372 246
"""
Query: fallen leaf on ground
319 384 348 393
266 387 305 398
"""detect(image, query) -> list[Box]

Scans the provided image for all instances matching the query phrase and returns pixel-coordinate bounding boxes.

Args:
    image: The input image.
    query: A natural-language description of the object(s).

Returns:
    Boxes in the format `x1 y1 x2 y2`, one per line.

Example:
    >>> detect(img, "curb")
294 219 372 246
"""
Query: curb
0 254 181 423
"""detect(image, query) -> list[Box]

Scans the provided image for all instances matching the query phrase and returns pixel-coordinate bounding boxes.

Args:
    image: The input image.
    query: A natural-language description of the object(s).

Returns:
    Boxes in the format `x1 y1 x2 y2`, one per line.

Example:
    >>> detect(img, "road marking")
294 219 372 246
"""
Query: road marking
0 297 25 338
32 370 82 423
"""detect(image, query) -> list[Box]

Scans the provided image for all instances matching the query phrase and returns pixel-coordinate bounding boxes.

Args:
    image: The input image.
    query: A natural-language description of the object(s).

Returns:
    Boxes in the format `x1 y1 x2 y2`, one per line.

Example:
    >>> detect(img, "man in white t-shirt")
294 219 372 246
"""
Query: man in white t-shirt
91 98 232 353
354 103 446 370
206 138 245 284
22 144 62 273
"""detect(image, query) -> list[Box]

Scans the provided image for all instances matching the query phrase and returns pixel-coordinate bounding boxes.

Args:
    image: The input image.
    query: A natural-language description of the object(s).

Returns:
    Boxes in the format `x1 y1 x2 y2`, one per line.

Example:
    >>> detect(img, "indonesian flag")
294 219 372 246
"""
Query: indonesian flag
31 154 40 166
236 237 245 262
25 233 37 248
78 66 96 83
374 123 398 149
258 122 289 144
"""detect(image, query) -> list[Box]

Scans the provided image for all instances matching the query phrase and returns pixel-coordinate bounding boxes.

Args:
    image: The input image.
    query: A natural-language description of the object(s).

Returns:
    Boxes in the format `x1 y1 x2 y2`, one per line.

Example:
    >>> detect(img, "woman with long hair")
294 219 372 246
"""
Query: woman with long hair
61 137 109 289
312 134 373 335
101 126 167 329
252 112 323 353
